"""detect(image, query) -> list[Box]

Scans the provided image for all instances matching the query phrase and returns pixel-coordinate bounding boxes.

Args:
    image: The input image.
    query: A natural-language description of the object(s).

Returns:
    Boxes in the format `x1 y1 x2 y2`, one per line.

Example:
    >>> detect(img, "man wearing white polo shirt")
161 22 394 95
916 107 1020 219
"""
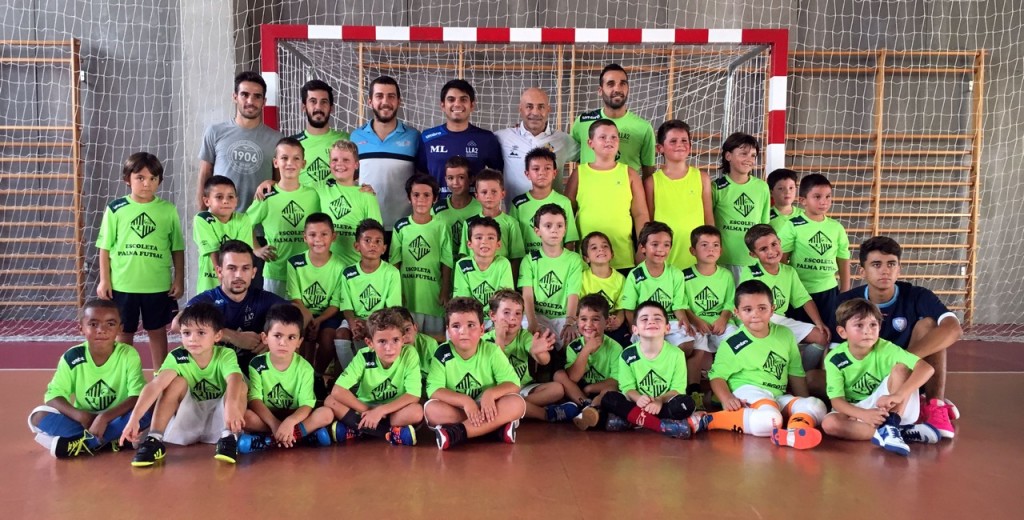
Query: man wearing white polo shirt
496 87 579 208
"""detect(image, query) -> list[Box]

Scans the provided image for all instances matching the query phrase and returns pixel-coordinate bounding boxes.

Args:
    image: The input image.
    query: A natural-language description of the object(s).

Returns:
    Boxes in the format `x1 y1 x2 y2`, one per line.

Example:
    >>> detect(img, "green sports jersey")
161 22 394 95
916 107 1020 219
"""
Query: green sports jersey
581 268 626 312
159 346 242 401
483 329 536 385
336 345 422 404
413 333 440 379
617 342 687 397
295 129 350 187
711 175 771 266
570 109 656 172
776 215 851 293
426 341 520 399
391 216 453 317
825 339 920 402
314 179 383 266
452 256 514 312
44 342 145 413
518 248 584 318
508 191 580 254
708 324 805 398
682 266 736 325
738 262 812 315
458 212 526 261
340 261 402 319
96 196 185 293
286 252 347 316
618 262 687 312
246 185 321 281
769 206 804 230
247 352 316 410
564 335 623 387
432 197 483 261
193 211 255 292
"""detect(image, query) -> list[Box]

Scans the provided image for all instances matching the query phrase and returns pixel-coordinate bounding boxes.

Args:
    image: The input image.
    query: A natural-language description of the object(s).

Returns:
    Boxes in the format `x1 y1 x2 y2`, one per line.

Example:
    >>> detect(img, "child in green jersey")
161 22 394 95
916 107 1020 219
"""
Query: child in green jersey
337 219 402 367
287 213 346 378
598 301 708 439
706 281 827 450
580 231 630 346
822 299 939 455
432 156 482 262
776 174 851 333
643 120 714 269
194 175 254 293
237 304 333 454
767 168 803 226
319 308 423 446
682 226 737 399
426 298 526 450
519 204 584 345
96 152 185 369
485 289 578 422
561 295 628 432
121 303 248 466
29 299 147 459
452 216 514 316
315 139 383 266
508 147 580 254
458 168 526 269
711 133 771 280
391 174 452 336
393 306 440 385
248 137 321 298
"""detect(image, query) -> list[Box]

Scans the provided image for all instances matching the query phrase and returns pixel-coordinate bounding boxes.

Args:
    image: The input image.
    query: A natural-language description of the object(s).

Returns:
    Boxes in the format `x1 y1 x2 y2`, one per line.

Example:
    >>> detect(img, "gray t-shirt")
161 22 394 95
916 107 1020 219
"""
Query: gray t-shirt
199 121 283 212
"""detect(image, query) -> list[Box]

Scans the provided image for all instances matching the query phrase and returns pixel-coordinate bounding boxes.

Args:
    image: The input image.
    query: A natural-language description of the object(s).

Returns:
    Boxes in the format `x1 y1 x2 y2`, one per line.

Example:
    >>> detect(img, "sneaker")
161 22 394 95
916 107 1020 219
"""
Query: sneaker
500 420 520 444
329 421 357 444
943 398 961 420
605 414 630 432
872 422 910 456
573 406 601 431
900 423 940 444
771 422 823 450
546 402 581 423
131 436 166 467
386 425 417 446
50 432 97 459
300 427 332 447
238 433 275 454
214 435 238 463
659 419 692 439
687 411 711 436
433 424 466 450
922 398 955 439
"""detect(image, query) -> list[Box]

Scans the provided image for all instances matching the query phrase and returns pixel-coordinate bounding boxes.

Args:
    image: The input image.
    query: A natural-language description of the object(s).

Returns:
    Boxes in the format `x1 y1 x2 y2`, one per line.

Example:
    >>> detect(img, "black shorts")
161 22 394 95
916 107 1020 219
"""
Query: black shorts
316 313 343 330
112 290 178 333
787 287 840 332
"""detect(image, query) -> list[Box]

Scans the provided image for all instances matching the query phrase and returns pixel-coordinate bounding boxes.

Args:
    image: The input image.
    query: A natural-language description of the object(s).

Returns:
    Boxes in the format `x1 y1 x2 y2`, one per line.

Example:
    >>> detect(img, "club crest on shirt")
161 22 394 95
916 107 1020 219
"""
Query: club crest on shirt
772 287 788 311
639 370 668 397
762 351 787 380
893 317 908 332
733 193 755 218
282 201 305 227
455 373 483 399
539 271 563 299
360 285 382 312
694 287 719 314
191 379 223 401
266 383 295 409
372 379 399 402
472 281 497 305
306 157 331 184
329 195 353 220
409 235 431 261
130 212 157 239
809 231 833 256
302 281 328 309
85 380 116 410
852 372 883 396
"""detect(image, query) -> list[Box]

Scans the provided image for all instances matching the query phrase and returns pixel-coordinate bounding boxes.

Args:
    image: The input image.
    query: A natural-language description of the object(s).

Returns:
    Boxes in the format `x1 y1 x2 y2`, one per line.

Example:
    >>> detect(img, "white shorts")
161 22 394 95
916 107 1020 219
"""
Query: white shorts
732 385 794 410
630 320 696 347
413 313 445 335
523 315 568 346
27 405 59 449
770 314 815 342
694 323 740 353
163 393 227 445
519 383 541 397
262 278 288 299
828 376 920 425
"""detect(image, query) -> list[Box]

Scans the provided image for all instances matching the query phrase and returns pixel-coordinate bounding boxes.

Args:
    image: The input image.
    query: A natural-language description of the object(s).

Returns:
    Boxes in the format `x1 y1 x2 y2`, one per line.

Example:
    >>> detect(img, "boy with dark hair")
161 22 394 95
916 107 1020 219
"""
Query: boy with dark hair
313 139 383 267
766 168 802 225
194 175 254 292
393 306 440 383
416 79 503 190
821 299 940 455
391 173 453 336
120 303 248 466
563 294 627 431
432 156 483 260
458 168 526 266
580 231 629 346
337 219 402 367
28 299 147 458
452 216 514 314
519 203 584 344
97 151 185 367
425 297 526 449
682 225 737 399
712 132 771 279
509 147 580 254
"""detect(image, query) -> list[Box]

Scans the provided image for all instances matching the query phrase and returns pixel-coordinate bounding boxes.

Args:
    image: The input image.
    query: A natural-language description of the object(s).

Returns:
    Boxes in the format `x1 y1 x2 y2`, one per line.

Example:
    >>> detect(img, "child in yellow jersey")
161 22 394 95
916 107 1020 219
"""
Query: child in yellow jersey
643 120 714 270
566 119 650 273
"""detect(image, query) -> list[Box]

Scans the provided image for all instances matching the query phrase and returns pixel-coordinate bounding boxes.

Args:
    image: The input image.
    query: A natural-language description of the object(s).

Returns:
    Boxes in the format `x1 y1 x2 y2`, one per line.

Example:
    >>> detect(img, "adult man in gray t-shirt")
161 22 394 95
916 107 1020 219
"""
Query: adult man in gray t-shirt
197 71 283 212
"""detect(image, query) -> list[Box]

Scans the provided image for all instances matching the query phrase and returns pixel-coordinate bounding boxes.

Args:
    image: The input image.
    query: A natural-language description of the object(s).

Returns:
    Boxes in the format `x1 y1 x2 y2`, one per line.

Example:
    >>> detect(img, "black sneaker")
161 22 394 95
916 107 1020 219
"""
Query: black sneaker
433 424 466 450
214 435 238 463
50 432 97 459
131 436 166 467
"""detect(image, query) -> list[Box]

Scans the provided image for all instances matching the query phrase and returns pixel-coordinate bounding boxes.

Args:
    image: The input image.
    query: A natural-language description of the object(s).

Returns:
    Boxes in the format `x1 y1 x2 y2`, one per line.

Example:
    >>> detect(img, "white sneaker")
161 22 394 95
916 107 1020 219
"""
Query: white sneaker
872 423 910 456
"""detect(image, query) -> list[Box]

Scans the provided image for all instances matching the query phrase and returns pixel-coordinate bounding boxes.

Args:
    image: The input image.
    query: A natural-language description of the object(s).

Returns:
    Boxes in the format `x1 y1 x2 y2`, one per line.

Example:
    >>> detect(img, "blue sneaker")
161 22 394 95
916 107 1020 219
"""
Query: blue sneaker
546 402 581 423
900 423 940 444
329 421 356 444
386 425 417 446
659 419 692 439
302 427 331 447
687 411 712 436
238 433 275 454
872 423 910 456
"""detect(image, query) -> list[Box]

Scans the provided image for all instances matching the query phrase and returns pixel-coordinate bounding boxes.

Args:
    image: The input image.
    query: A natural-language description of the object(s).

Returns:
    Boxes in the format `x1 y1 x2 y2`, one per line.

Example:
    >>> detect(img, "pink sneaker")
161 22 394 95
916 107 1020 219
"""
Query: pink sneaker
944 398 961 420
922 398 955 439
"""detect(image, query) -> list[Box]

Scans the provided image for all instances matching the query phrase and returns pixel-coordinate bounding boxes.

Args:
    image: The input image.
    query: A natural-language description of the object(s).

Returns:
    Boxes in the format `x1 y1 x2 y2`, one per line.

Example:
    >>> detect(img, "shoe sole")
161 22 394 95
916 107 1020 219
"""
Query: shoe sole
214 453 237 464
872 437 910 456
130 451 164 467
772 427 822 450
434 427 450 450
573 408 600 431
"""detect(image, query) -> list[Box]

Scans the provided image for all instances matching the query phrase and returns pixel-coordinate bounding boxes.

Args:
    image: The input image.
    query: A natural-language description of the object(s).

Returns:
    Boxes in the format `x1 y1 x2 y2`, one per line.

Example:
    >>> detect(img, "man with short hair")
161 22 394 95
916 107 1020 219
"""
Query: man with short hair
569 64 656 178
292 79 349 187
496 87 579 208
415 79 503 194
197 71 283 212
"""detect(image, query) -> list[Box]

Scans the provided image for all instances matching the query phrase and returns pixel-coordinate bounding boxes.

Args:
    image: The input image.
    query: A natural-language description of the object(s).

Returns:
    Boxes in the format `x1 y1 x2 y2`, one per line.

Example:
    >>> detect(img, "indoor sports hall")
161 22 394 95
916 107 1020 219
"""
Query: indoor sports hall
2 1 1022 518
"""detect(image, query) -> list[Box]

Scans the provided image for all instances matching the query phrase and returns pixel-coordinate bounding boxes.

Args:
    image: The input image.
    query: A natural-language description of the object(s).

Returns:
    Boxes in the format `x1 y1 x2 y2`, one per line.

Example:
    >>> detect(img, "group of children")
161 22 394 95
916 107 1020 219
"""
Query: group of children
29 116 944 463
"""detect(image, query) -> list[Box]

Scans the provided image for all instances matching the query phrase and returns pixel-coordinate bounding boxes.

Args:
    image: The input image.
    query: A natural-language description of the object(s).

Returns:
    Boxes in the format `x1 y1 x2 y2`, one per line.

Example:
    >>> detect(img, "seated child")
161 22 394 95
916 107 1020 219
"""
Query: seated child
580 231 630 346
484 289 578 422
518 203 584 344
392 306 440 387
706 280 827 449
237 304 334 454
318 308 423 446
28 299 148 459
559 294 626 432
682 225 737 398
822 298 940 455
120 302 248 466
597 301 708 438
452 216 514 316
193 175 253 292
425 297 526 450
